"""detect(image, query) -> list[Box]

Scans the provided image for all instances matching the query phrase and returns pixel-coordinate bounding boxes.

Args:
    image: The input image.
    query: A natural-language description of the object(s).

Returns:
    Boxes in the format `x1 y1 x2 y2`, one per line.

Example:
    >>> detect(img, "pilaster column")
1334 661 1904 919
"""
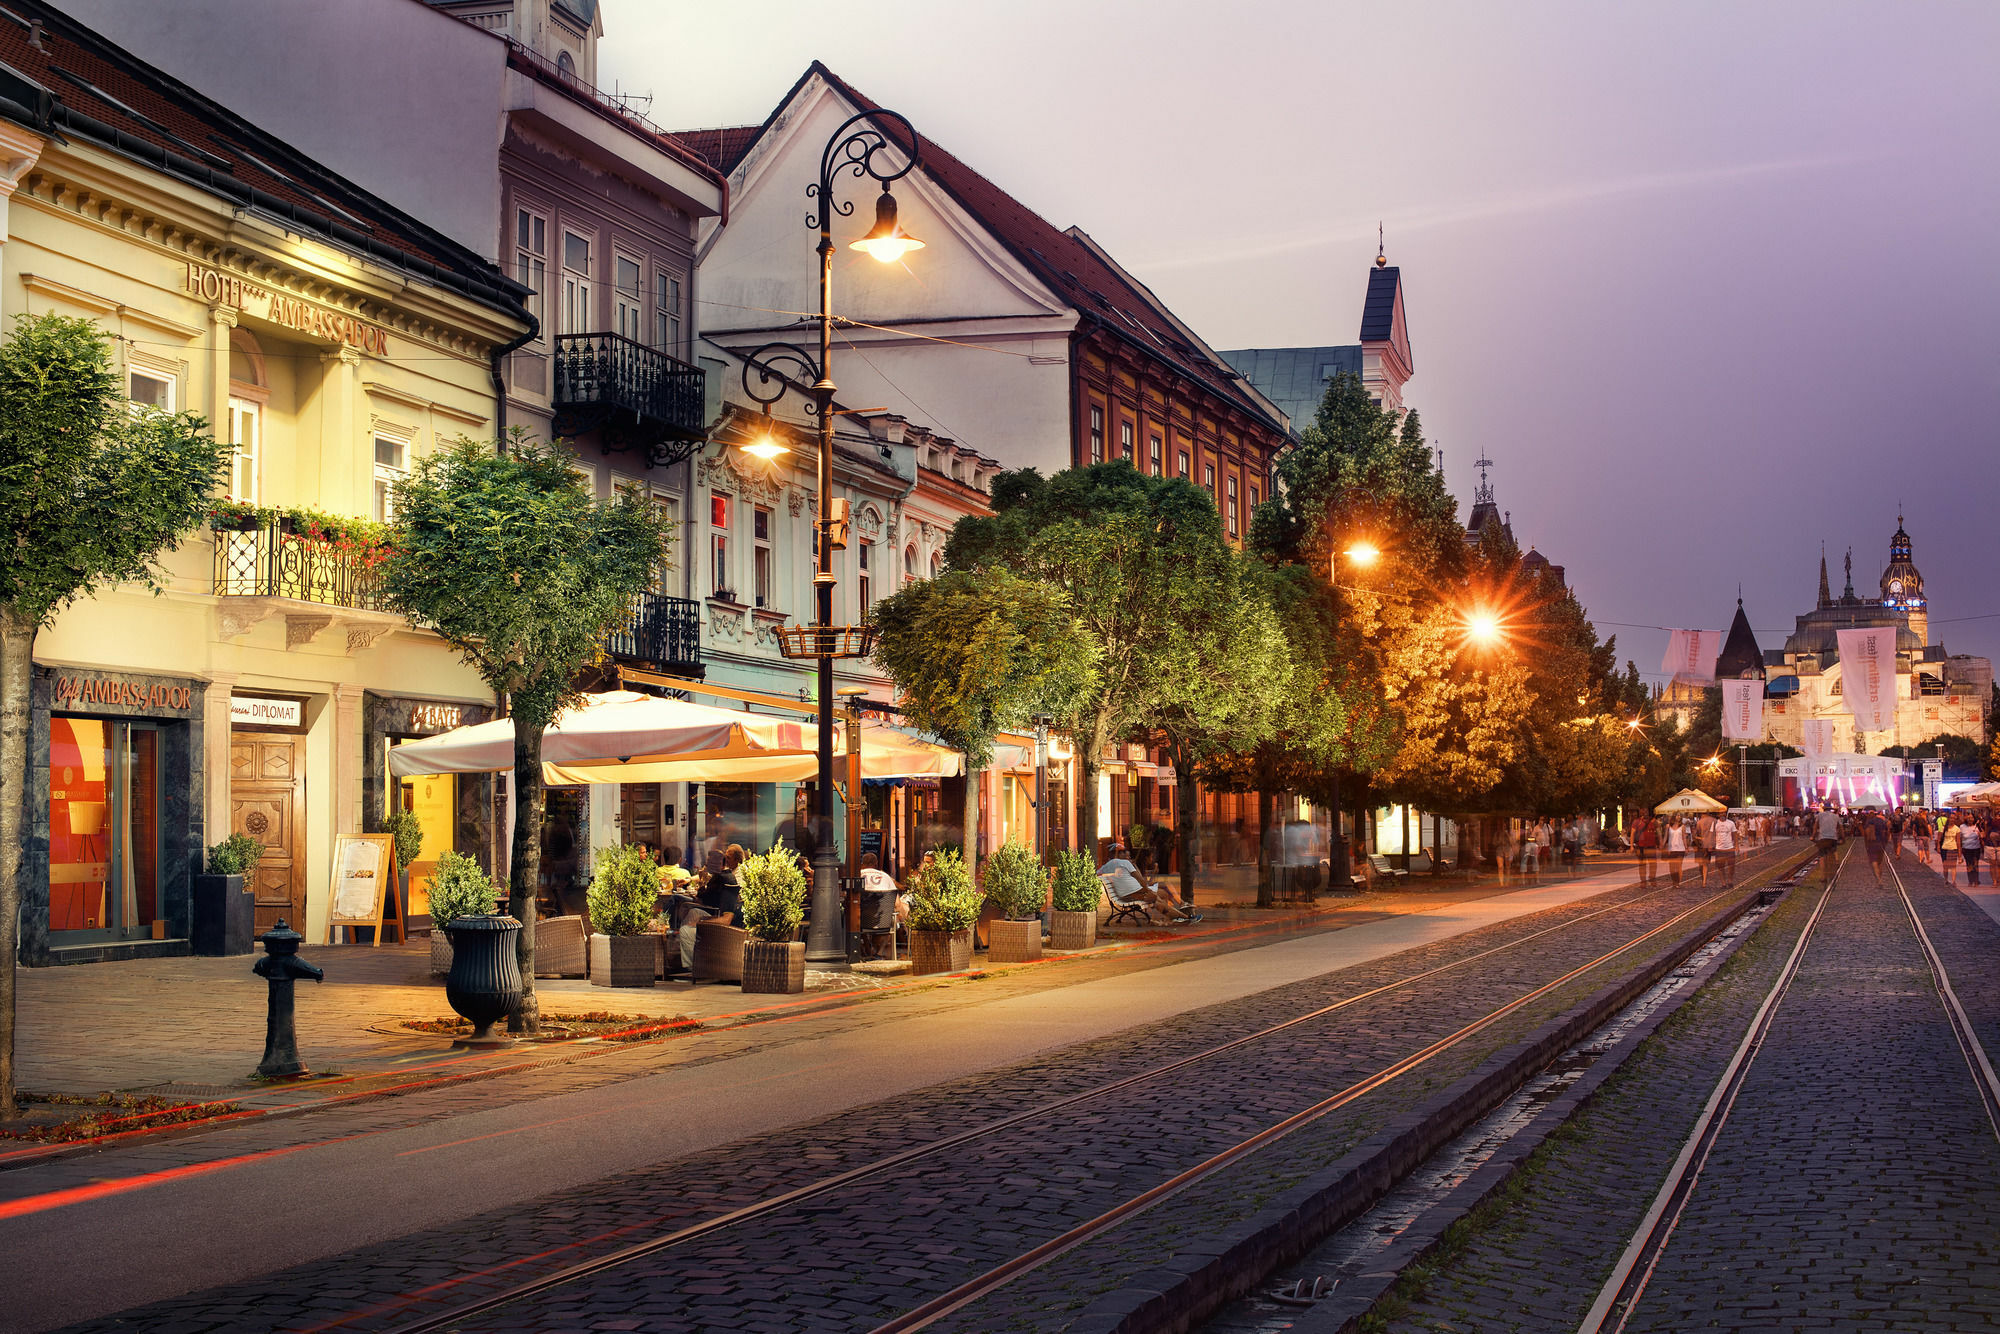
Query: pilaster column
320 346 363 515
203 673 239 847
333 683 364 838
209 305 237 451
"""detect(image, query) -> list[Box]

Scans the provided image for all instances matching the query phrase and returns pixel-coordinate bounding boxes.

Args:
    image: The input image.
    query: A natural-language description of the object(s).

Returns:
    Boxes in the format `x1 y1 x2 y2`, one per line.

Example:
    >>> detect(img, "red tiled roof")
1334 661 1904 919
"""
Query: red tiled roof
0 0 524 313
666 124 762 174
682 63 1285 435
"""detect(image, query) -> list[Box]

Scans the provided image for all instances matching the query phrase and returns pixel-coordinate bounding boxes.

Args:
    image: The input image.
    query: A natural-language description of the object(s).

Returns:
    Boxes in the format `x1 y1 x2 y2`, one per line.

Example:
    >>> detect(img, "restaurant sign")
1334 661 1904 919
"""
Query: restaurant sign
184 261 389 356
231 695 304 728
53 673 194 712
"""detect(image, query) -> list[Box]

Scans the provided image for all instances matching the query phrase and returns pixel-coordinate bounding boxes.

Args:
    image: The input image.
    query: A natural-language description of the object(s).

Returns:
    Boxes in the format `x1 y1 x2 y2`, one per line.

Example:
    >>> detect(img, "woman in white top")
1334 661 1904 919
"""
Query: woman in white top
1662 817 1688 886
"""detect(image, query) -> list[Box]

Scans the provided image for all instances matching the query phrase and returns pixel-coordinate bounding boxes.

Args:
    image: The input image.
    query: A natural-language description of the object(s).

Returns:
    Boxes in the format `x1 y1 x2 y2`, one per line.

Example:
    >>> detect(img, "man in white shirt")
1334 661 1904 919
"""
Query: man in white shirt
1815 804 1842 884
1711 814 1739 884
1100 844 1199 925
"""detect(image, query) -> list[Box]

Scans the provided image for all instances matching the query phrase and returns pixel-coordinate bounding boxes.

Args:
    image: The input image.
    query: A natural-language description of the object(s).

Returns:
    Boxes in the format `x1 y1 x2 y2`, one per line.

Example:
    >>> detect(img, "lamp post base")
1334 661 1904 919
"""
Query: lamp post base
805 844 847 967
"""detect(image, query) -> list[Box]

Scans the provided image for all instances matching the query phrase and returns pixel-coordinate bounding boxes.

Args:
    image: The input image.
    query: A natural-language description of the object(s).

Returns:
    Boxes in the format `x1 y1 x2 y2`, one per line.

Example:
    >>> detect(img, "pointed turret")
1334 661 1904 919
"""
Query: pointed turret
1716 599 1764 680
1818 548 1830 607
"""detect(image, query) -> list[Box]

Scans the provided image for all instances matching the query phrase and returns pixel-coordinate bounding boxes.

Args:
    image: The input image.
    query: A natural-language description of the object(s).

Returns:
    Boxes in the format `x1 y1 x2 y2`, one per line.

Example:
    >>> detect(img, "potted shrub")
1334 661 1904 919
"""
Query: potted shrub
381 807 425 932
907 847 981 975
1049 849 1102 951
982 840 1046 963
425 849 499 976
1127 822 1152 871
586 843 660 988
192 833 261 956
737 848 808 993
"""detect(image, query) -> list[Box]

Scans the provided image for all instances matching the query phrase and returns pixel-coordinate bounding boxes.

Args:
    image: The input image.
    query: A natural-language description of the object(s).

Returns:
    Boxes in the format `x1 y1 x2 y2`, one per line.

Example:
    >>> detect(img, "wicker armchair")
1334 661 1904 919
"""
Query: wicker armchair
691 918 746 985
534 914 589 979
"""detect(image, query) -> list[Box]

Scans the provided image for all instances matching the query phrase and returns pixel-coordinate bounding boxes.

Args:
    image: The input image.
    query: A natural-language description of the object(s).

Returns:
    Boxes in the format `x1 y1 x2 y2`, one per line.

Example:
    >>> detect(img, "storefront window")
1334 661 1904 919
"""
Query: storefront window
49 717 160 940
396 772 456 919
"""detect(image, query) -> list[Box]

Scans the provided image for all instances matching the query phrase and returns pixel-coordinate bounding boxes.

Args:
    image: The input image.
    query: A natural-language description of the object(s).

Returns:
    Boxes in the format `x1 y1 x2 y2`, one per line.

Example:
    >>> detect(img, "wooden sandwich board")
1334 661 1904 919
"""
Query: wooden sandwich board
327 833 402 945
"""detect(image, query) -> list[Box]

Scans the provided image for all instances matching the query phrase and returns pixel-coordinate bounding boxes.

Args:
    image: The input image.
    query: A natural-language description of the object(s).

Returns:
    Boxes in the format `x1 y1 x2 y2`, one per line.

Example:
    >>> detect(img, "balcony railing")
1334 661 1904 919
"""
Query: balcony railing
607 591 703 677
551 331 706 467
213 522 382 610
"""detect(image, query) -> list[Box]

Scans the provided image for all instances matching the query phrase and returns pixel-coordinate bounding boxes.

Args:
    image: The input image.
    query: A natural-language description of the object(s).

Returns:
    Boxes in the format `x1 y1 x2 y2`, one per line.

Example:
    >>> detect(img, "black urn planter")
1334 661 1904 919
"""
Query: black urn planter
192 873 255 955
443 914 523 1046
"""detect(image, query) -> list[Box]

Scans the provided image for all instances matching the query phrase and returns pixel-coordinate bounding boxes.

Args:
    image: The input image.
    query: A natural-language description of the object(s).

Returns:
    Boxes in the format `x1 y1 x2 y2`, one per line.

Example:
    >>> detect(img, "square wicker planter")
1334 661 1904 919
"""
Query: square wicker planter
909 927 973 976
589 934 657 988
1048 909 1098 952
987 918 1043 963
741 939 806 994
429 933 453 977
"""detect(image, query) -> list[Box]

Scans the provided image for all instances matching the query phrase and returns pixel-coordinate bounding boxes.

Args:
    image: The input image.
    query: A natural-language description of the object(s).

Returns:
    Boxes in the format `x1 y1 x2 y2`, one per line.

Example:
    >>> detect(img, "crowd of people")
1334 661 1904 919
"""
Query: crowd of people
1808 804 1994 888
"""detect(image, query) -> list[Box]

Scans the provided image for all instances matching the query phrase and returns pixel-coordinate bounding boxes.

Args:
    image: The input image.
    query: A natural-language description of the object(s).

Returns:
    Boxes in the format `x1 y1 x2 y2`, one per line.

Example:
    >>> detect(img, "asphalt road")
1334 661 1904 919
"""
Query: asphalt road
1 869 1644 1333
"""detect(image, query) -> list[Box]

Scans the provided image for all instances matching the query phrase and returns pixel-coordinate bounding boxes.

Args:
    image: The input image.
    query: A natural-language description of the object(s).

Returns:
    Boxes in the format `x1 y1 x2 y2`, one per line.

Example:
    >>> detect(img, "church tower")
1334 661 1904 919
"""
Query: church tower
1880 514 1928 644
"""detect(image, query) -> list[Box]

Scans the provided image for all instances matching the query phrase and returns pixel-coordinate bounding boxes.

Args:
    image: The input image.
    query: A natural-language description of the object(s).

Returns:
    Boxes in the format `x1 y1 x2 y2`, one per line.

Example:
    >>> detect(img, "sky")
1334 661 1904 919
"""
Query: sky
600 0 2000 680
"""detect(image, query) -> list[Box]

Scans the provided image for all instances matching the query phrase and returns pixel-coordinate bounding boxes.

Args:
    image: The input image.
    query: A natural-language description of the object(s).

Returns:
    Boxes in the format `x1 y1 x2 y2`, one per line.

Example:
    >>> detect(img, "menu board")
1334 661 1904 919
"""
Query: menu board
327 833 401 945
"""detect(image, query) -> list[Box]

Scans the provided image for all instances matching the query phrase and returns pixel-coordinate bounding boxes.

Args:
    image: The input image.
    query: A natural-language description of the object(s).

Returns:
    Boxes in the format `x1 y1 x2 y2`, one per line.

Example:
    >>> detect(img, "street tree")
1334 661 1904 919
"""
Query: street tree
869 566 1097 861
381 435 670 1034
0 314 229 1118
946 461 1244 856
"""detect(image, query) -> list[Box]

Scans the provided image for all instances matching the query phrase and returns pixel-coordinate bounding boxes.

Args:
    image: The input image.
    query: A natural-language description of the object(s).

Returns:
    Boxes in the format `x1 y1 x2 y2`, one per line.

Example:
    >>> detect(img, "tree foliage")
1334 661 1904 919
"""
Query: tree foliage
381 434 669 1031
0 313 229 1118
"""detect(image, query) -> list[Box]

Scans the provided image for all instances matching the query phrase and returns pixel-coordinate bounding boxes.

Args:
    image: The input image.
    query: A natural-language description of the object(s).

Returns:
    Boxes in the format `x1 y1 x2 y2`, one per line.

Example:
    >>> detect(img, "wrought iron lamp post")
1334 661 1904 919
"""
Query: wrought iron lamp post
732 109 923 966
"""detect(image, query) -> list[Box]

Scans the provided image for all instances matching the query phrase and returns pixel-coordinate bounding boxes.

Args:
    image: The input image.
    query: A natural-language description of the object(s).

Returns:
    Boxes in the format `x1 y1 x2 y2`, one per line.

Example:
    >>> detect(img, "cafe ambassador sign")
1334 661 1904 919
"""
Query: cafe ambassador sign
184 261 389 356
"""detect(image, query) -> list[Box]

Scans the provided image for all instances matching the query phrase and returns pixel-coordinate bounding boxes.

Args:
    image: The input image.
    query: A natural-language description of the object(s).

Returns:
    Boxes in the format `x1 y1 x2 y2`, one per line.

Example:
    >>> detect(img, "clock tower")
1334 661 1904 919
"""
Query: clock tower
1880 514 1927 644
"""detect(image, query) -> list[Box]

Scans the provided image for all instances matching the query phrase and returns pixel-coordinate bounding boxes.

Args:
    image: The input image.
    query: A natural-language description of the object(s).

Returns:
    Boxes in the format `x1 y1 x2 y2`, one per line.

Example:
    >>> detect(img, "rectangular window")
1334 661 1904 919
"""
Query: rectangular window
710 493 731 598
226 397 260 502
48 717 160 939
372 432 410 522
1149 434 1162 476
1249 484 1261 514
1088 406 1104 464
859 539 873 619
653 272 684 354
128 367 174 413
754 506 773 608
1120 420 1134 462
614 256 643 342
1203 462 1216 498
1226 475 1239 538
514 208 547 331
561 230 592 336
654 491 680 593
1177 449 1191 480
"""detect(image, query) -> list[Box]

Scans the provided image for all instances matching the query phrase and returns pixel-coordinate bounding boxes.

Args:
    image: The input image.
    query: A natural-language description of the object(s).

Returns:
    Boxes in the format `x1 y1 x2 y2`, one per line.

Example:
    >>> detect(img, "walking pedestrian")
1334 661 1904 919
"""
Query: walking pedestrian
1961 815 1984 886
1695 812 1715 886
1633 812 1658 885
1861 808 1890 886
1942 816 1962 884
1663 816 1687 886
1816 804 1841 885
1912 809 1934 869
1712 810 1739 884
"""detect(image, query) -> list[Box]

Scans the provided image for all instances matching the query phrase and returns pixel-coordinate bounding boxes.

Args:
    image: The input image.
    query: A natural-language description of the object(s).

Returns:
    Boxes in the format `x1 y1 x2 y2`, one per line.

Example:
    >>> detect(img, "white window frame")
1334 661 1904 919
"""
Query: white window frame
652 488 681 594
613 254 644 343
127 365 175 414
1120 420 1133 462
753 505 774 609
514 206 548 336
226 397 261 503
1088 406 1104 464
710 493 732 598
654 270 683 356
560 228 593 336
372 428 414 522
858 538 874 620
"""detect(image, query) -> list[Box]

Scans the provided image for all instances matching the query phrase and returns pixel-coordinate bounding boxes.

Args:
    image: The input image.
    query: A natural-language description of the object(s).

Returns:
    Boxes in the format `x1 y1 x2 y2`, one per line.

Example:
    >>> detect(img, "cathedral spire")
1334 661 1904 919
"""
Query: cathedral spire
1844 547 1854 600
1818 545 1830 607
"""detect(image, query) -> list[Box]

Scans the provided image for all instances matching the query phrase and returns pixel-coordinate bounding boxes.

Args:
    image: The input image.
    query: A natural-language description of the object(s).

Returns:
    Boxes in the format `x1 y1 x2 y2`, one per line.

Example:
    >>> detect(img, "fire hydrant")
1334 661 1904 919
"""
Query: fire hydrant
253 919 323 1078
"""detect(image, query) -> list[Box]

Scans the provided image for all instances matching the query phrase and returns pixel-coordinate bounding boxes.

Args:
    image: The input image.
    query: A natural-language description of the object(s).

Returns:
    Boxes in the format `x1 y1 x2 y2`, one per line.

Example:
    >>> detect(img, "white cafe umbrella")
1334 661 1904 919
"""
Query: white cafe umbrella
1655 787 1728 814
543 718 963 785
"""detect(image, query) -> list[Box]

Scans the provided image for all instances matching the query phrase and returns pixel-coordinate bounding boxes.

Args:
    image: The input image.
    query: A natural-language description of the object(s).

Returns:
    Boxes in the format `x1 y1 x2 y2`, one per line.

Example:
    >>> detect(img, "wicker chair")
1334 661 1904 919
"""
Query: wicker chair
534 914 589 979
691 918 746 985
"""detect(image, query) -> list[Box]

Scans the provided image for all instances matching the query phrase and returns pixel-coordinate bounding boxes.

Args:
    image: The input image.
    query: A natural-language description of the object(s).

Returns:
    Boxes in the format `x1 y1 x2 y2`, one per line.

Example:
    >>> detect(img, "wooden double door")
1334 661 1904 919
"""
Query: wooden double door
230 731 303 934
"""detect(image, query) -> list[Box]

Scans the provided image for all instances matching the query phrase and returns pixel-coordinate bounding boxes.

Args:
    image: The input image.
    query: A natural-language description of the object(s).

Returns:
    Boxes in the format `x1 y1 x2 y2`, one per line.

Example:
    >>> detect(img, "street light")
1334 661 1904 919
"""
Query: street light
1343 540 1381 568
731 109 924 968
1463 609 1503 647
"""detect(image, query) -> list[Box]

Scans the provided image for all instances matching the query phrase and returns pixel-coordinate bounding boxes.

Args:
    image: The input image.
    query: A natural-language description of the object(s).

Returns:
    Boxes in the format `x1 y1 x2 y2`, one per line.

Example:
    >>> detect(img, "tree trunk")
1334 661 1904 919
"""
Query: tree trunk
1176 764 1198 906
1256 787 1276 909
507 718 543 1035
1078 754 1099 865
0 610 33 1119
1326 770 1349 890
962 763 982 871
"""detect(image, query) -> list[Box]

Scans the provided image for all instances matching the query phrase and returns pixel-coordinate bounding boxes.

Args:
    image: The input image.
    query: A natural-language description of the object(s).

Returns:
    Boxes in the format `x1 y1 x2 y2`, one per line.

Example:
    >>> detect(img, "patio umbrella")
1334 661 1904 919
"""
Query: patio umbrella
1655 787 1728 814
543 718 963 785
1949 783 2000 808
387 690 811 780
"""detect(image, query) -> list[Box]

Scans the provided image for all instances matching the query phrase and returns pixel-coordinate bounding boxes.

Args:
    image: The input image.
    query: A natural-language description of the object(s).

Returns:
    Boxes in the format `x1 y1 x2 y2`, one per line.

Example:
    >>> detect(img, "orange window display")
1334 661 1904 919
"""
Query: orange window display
396 773 457 917
50 716 159 936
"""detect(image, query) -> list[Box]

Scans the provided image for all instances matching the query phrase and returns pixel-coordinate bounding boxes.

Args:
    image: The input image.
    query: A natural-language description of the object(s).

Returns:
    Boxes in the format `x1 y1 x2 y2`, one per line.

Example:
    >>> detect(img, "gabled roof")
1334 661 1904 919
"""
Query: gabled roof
668 124 762 175
1359 264 1412 371
1716 601 1764 679
680 63 1287 436
0 0 526 316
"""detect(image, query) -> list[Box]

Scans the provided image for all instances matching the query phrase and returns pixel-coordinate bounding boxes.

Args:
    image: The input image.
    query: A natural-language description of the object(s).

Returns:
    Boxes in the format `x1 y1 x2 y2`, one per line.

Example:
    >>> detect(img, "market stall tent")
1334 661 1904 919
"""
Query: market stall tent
1655 788 1728 814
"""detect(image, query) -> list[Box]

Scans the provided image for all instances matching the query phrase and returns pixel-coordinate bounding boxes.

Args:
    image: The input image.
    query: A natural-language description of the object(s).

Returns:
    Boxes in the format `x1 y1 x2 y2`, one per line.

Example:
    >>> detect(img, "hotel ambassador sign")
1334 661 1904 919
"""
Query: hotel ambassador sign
183 260 390 356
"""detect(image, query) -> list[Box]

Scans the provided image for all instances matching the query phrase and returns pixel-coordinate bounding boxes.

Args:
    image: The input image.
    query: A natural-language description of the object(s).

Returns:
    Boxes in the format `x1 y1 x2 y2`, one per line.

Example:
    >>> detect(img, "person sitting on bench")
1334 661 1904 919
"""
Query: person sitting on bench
1099 843 1200 925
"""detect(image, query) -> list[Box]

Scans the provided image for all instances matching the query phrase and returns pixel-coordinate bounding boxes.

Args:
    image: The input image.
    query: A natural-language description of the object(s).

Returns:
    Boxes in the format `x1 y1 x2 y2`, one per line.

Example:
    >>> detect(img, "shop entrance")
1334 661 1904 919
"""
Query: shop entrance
231 731 303 933
49 716 162 942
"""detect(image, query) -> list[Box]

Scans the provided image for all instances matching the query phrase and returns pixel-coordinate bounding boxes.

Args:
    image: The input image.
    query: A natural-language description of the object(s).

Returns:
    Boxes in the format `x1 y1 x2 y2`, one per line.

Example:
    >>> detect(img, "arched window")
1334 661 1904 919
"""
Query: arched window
904 545 918 584
929 550 942 579
556 50 576 80
225 329 267 502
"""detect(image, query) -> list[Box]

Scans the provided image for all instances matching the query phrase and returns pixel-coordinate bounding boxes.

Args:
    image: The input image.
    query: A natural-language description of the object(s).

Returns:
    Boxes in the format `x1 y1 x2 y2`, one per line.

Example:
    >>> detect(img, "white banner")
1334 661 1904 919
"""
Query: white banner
1720 679 1764 741
1836 627 1898 734
1800 718 1836 761
1660 629 1720 683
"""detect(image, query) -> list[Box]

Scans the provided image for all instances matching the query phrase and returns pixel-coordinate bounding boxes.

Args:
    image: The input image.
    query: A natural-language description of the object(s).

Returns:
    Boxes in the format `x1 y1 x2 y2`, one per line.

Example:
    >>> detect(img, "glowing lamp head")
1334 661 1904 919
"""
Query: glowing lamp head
850 188 925 263
739 413 790 463
1465 610 1502 645
1344 541 1382 568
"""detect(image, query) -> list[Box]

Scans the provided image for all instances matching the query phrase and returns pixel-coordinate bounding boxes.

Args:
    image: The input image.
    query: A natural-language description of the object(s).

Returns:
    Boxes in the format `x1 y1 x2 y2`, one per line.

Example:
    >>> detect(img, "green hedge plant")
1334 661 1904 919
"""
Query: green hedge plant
204 833 263 878
981 840 1046 921
1050 850 1101 913
381 808 424 876
428 849 500 927
738 848 807 943
906 847 982 933
587 843 659 937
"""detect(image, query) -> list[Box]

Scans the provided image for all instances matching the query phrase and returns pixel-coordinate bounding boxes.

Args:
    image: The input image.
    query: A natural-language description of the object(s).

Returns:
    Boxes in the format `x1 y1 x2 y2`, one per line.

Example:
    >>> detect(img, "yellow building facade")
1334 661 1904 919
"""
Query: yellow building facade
2 18 530 963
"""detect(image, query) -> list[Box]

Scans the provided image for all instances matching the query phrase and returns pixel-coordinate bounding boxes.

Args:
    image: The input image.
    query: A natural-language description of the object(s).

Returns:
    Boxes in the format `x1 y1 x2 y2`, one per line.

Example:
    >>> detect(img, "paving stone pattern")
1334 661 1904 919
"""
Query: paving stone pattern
1373 851 2000 1334
60 856 1790 1334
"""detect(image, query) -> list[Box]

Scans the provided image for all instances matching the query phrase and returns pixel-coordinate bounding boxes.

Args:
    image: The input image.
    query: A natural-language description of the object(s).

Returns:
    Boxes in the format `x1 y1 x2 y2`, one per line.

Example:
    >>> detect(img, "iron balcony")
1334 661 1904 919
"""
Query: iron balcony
551 332 707 468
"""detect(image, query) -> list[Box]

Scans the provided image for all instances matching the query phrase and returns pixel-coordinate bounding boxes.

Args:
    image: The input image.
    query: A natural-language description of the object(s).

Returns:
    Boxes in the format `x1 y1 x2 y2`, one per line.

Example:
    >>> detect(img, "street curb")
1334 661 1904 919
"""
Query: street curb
1064 878 1784 1334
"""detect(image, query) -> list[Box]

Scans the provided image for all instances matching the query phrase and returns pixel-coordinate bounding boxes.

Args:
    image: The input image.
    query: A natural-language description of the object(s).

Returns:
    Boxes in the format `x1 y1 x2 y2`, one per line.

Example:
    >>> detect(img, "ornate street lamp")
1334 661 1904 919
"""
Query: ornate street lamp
729 110 923 967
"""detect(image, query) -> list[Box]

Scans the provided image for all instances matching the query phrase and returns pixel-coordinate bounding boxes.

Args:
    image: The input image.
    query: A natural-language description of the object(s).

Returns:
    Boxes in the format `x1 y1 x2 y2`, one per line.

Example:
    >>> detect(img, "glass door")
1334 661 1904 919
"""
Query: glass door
49 717 161 942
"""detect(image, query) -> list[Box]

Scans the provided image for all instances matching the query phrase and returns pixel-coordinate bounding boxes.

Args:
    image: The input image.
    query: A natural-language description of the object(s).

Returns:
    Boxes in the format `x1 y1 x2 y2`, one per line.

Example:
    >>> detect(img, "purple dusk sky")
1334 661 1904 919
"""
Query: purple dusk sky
604 1 2000 679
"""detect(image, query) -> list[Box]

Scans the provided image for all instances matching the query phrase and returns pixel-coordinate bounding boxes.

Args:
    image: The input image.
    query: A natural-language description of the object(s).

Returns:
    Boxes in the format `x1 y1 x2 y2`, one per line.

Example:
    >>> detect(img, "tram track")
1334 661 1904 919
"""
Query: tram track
1575 847 2000 1334
355 847 1805 1334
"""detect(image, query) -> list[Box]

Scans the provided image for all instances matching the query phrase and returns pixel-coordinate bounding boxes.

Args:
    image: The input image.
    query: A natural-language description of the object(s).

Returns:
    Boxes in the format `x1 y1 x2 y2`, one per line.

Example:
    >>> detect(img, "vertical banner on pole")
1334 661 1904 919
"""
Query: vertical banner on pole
1800 719 1836 762
1661 629 1722 683
1720 679 1764 741
1835 627 1898 734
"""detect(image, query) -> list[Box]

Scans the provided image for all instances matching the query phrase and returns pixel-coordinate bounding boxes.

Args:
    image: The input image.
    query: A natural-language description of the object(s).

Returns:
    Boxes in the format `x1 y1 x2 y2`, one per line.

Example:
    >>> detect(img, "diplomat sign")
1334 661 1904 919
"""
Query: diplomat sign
184 261 390 356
